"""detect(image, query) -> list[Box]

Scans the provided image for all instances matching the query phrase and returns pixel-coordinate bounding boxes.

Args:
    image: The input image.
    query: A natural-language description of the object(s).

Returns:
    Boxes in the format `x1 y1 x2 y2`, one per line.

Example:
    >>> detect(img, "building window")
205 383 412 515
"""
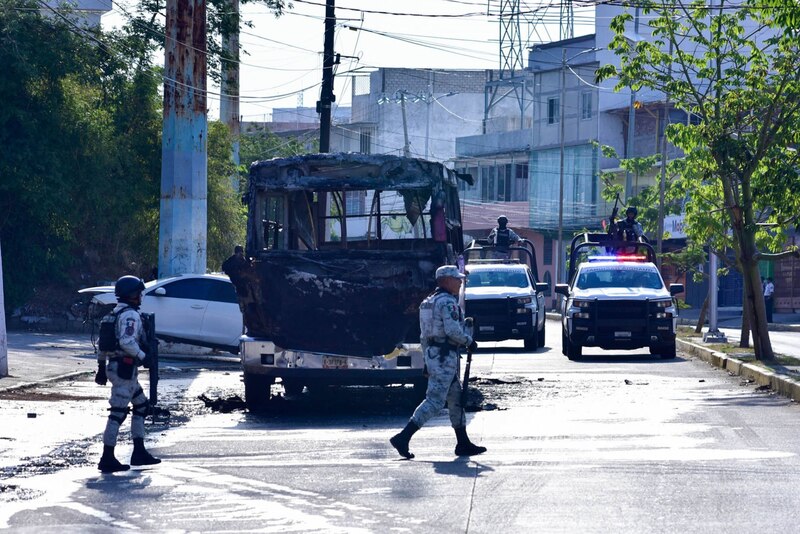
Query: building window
548 97 560 124
359 130 372 154
514 163 529 200
581 91 592 120
345 191 366 215
543 235 553 265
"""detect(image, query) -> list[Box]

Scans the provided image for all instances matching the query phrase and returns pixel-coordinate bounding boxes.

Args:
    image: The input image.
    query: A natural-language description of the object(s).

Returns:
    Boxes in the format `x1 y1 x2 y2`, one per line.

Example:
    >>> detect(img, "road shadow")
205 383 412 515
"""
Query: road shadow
567 353 687 364
430 458 494 478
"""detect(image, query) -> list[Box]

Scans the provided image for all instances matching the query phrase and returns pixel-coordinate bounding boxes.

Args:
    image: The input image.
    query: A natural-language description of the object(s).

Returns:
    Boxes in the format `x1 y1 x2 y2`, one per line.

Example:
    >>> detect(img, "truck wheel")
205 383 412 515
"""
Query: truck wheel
244 374 272 412
537 320 546 348
524 334 538 351
660 343 677 359
561 330 568 356
565 334 582 361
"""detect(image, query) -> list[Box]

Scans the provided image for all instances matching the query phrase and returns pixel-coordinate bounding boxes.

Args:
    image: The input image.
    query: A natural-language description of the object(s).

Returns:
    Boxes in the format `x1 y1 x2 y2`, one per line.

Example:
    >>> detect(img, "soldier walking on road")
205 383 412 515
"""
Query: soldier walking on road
95 275 161 473
390 265 487 459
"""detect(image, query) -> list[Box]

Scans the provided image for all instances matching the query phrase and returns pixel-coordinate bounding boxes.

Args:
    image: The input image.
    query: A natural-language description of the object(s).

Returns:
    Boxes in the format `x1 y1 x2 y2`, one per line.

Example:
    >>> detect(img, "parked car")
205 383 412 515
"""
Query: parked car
78 273 243 353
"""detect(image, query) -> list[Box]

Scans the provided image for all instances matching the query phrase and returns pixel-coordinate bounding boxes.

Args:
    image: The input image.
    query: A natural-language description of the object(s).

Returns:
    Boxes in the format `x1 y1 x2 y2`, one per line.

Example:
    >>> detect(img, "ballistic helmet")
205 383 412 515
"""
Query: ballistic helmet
497 215 509 226
435 265 466 280
626 206 638 217
115 275 145 299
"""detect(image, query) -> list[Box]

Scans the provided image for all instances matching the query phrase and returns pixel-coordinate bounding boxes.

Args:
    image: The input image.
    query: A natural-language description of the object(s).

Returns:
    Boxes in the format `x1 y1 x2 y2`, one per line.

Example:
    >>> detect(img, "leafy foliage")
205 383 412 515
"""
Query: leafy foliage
0 2 299 316
597 0 800 359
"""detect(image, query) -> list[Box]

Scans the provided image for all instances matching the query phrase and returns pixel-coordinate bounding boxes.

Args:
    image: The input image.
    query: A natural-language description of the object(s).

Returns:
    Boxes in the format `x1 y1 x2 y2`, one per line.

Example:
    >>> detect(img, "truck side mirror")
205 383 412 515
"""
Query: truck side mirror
535 282 549 293
154 287 167 296
555 283 570 296
669 283 684 296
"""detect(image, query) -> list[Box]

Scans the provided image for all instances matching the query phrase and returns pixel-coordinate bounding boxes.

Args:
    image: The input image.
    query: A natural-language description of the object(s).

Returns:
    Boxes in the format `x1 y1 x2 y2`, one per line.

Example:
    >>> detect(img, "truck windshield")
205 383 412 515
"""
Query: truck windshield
468 271 529 289
577 269 664 290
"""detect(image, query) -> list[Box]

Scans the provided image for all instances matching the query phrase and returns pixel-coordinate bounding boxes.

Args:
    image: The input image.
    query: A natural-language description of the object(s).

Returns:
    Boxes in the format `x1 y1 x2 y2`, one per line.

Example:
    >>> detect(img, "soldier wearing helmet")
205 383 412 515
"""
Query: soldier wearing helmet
619 206 644 241
390 265 486 460
487 215 521 249
95 275 161 473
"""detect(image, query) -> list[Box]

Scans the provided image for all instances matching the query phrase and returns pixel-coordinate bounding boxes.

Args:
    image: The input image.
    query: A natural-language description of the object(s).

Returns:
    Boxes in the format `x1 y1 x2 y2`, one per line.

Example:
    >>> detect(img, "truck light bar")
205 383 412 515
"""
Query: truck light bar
587 255 647 262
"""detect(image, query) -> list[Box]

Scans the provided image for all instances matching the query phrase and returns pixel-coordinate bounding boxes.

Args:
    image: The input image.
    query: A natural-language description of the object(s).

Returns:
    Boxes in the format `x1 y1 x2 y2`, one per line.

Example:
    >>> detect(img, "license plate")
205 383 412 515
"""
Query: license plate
615 331 631 338
323 356 348 369
479 326 494 332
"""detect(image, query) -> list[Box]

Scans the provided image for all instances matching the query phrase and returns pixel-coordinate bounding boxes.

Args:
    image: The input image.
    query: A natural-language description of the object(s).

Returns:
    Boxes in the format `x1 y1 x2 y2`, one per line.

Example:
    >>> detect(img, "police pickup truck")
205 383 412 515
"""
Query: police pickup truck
462 240 549 351
555 233 684 360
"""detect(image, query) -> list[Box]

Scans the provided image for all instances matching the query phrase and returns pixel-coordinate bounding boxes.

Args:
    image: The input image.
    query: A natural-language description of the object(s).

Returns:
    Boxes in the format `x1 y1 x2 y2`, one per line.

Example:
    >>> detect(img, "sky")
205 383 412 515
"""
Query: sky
102 0 595 122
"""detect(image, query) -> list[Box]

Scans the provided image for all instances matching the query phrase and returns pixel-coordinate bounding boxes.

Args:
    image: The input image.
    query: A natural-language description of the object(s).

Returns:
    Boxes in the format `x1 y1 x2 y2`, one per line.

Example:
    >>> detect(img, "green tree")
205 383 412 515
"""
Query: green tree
598 0 800 360
207 121 246 270
0 2 162 312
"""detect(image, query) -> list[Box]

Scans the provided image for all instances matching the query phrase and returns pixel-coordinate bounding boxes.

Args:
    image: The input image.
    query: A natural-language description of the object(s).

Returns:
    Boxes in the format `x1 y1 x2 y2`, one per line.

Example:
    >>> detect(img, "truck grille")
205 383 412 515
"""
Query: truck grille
466 299 518 316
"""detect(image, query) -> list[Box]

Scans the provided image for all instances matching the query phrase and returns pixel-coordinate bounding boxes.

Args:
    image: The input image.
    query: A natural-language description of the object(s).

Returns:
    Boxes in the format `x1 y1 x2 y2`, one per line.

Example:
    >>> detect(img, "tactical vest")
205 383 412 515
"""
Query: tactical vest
495 228 511 248
419 288 449 341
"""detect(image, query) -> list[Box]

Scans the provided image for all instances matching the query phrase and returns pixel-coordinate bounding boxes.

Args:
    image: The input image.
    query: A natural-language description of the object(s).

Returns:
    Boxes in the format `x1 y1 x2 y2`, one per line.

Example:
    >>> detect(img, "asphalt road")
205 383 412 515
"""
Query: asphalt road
2 320 800 533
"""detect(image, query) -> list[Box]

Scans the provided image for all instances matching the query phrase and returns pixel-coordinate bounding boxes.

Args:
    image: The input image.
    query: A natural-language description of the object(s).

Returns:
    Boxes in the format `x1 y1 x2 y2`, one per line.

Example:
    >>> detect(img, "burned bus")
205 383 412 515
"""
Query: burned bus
230 153 472 410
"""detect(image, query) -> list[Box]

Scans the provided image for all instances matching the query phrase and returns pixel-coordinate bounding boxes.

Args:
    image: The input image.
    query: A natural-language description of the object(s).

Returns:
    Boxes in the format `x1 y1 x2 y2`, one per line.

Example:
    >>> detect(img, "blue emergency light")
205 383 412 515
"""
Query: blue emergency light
587 254 647 262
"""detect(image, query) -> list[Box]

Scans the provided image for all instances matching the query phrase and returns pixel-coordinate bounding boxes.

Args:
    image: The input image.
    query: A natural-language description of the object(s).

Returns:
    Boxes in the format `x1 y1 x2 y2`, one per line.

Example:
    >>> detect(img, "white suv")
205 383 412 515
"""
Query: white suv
555 237 683 360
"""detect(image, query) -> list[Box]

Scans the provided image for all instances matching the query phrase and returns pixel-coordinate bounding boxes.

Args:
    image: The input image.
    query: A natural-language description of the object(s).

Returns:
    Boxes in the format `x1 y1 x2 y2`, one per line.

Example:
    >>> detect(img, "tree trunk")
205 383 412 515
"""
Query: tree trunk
739 284 750 348
694 295 709 334
722 174 773 360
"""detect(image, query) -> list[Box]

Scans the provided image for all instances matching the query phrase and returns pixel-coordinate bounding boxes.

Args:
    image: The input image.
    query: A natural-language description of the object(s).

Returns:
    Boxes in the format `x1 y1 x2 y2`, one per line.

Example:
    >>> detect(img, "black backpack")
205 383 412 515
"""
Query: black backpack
97 306 129 352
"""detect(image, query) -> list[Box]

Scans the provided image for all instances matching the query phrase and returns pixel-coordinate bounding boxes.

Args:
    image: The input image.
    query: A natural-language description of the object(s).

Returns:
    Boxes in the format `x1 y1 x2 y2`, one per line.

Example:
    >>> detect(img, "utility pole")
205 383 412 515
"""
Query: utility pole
400 92 411 157
220 0 240 190
624 5 640 200
704 249 728 343
0 240 7 378
556 48 567 288
656 39 673 269
317 0 336 153
424 71 432 159
159 0 208 277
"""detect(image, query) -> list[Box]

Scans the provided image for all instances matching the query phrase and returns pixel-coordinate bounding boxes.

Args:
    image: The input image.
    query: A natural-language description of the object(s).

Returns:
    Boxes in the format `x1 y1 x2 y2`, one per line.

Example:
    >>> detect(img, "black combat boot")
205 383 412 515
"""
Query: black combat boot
454 426 487 456
390 420 419 459
130 438 161 466
98 445 130 473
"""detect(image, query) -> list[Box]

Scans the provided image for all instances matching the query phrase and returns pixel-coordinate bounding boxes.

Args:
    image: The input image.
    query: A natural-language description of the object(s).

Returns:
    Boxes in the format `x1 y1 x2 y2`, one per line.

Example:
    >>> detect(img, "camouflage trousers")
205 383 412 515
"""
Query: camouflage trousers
102 361 149 447
411 346 465 428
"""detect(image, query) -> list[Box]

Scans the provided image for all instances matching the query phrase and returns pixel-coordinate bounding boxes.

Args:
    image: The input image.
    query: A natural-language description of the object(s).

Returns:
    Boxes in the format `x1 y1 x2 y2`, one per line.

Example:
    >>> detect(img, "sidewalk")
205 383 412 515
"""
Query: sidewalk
0 331 238 393
677 306 800 332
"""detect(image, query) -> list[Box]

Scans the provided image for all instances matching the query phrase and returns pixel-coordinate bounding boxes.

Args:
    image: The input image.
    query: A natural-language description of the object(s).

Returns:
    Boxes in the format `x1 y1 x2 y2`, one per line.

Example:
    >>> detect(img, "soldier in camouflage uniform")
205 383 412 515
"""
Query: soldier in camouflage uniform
95 275 161 473
390 265 487 459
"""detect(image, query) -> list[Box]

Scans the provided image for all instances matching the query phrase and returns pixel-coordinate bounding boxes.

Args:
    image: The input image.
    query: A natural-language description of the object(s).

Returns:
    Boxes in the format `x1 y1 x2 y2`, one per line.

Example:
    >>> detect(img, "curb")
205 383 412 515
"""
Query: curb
677 338 800 403
0 370 94 394
677 318 800 333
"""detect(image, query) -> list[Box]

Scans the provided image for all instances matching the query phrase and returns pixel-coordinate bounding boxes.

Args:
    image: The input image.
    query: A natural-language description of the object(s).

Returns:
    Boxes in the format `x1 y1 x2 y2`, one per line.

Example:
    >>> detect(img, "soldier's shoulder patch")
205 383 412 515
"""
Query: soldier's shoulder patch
124 317 136 336
443 301 459 321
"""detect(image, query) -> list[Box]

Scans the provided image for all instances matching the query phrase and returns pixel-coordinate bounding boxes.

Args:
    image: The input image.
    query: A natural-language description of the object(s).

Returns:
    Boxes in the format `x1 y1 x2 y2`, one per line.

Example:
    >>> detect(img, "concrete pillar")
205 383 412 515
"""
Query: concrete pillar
158 0 208 277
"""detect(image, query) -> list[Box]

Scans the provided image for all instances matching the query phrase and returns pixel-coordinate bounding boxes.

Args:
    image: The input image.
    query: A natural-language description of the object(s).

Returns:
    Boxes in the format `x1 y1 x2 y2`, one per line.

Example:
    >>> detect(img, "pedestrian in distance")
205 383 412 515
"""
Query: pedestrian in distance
487 215 521 249
390 265 487 459
95 275 161 473
764 276 775 323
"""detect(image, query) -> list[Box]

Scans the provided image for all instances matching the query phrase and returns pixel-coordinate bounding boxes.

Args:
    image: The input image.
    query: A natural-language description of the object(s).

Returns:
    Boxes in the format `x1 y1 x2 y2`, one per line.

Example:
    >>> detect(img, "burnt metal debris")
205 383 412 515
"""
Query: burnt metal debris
228 153 473 357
